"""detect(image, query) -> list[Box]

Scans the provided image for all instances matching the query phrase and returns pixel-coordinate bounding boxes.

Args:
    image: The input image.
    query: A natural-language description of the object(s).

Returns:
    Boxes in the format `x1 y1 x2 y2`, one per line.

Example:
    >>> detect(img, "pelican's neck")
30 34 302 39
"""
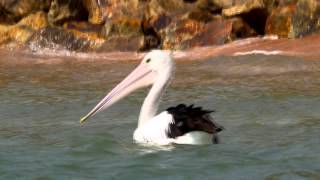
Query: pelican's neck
138 66 174 127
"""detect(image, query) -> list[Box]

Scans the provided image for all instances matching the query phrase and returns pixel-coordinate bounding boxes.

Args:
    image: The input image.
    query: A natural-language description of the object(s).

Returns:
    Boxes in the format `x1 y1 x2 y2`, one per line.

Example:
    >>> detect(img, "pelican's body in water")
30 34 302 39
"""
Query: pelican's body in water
80 50 223 145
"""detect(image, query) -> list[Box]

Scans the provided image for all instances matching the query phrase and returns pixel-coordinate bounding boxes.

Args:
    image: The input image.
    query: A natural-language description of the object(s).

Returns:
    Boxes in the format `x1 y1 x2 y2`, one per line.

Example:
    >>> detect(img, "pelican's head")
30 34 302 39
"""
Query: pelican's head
141 50 174 73
80 50 174 123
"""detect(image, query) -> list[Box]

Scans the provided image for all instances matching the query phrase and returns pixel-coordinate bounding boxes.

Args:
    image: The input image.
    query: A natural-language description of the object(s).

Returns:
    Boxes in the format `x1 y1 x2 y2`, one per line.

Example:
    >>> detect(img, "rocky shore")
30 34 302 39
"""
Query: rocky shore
0 0 319 52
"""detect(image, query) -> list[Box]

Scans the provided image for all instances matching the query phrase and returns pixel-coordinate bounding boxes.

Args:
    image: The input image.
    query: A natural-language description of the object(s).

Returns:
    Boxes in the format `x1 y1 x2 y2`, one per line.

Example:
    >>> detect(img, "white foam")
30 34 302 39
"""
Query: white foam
234 50 283 56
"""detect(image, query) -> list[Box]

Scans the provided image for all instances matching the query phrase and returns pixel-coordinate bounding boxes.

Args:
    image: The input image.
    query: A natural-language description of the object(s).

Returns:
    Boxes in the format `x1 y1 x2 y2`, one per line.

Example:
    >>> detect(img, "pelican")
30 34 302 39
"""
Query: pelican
80 50 223 145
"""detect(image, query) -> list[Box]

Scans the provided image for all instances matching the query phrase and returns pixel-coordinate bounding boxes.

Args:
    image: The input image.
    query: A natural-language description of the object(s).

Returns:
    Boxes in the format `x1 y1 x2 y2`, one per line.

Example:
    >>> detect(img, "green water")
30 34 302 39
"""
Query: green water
0 54 320 179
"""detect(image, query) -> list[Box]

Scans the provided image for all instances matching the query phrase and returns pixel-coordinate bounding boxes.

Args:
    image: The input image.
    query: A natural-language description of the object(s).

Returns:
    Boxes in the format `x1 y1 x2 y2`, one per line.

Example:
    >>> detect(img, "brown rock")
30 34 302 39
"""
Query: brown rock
47 0 87 26
161 19 205 49
0 11 48 46
103 0 147 21
194 0 233 14
18 11 48 30
142 0 223 50
141 1 190 51
145 0 193 18
103 17 142 37
273 0 299 7
96 0 149 51
100 16 145 52
292 0 320 37
145 14 172 32
208 0 233 9
182 18 233 48
98 36 144 52
63 21 105 49
265 5 295 37
81 0 107 25
161 17 232 50
187 10 215 23
230 17 257 39
63 21 102 32
28 27 105 51
222 0 265 17
0 0 51 24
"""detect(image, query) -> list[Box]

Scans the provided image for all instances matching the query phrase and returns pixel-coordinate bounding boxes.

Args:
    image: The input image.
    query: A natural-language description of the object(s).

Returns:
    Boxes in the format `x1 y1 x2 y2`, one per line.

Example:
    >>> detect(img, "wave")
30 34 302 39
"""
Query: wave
0 35 319 64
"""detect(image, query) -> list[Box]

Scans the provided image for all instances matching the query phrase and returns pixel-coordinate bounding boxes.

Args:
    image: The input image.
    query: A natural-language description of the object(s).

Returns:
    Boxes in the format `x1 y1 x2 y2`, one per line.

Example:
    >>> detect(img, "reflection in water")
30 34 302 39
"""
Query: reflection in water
0 52 320 179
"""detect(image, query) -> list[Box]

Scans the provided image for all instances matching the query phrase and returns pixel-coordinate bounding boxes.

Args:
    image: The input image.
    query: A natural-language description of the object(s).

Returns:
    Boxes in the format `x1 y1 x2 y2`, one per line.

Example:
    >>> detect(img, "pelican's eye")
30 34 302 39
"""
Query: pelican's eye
146 58 151 63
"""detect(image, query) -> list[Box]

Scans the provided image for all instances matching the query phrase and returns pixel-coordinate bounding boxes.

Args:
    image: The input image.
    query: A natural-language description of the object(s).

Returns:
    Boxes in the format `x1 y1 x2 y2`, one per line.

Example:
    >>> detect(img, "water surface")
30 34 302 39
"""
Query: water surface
0 54 320 179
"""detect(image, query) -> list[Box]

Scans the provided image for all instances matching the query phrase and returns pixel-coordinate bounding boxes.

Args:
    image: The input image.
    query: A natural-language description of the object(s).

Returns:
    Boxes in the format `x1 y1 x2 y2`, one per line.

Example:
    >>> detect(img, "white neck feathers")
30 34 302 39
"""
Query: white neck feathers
138 65 174 127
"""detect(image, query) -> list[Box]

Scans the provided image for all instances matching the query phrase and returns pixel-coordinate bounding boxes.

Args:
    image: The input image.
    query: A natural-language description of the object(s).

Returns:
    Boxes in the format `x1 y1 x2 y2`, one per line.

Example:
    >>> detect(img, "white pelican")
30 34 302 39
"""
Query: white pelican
80 50 223 145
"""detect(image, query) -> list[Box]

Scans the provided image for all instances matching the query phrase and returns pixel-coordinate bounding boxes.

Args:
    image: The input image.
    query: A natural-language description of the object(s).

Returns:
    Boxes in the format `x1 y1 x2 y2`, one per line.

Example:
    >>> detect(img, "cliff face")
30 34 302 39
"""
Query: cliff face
0 0 319 52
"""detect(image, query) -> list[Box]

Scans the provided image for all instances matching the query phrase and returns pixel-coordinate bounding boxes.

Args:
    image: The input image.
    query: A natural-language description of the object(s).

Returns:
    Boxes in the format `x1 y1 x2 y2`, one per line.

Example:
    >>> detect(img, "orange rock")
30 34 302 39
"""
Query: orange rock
81 0 106 24
222 0 265 17
265 5 296 37
98 36 144 52
162 17 232 50
103 17 142 37
18 11 48 30
0 11 48 46
0 0 51 24
182 18 232 48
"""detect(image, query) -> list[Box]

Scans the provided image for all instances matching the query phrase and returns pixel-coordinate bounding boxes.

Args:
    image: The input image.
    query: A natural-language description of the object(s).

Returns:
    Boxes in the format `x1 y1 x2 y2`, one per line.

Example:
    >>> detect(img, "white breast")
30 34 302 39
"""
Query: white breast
133 111 174 145
133 111 213 145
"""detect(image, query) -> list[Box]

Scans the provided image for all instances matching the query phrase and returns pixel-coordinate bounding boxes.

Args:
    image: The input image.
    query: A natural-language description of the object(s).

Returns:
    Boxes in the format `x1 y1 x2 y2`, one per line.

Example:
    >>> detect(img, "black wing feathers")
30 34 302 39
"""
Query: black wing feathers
166 104 223 139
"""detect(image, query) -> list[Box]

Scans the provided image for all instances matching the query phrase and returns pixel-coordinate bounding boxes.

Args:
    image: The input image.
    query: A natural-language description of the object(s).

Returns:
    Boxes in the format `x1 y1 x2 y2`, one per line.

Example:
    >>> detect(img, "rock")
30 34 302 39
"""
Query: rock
99 17 145 52
244 9 268 35
103 17 142 37
145 0 192 18
161 17 232 49
222 0 265 17
271 0 299 7
103 0 147 21
264 0 296 10
195 0 233 13
0 25 32 46
161 18 205 49
63 21 105 49
142 0 224 50
181 18 233 48
0 0 51 24
27 20 105 51
0 0 319 52
265 5 295 37
81 0 107 25
0 11 48 46
209 0 233 9
47 0 88 26
206 0 268 35
28 27 105 51
141 0 190 49
18 10 48 30
96 0 150 51
230 17 257 39
98 36 144 52
292 0 320 37
140 15 163 51
265 0 320 38
187 9 215 23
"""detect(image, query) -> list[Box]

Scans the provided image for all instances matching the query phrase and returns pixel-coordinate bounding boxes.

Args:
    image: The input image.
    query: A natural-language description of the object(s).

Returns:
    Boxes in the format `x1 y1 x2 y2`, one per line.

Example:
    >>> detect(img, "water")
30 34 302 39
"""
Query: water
0 54 320 179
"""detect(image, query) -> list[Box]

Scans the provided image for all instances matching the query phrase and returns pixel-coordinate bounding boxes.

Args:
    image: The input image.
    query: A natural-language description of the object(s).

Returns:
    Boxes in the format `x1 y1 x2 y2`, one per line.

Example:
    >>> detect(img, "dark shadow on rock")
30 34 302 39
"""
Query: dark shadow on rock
48 0 89 26
240 8 268 35
139 16 162 51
